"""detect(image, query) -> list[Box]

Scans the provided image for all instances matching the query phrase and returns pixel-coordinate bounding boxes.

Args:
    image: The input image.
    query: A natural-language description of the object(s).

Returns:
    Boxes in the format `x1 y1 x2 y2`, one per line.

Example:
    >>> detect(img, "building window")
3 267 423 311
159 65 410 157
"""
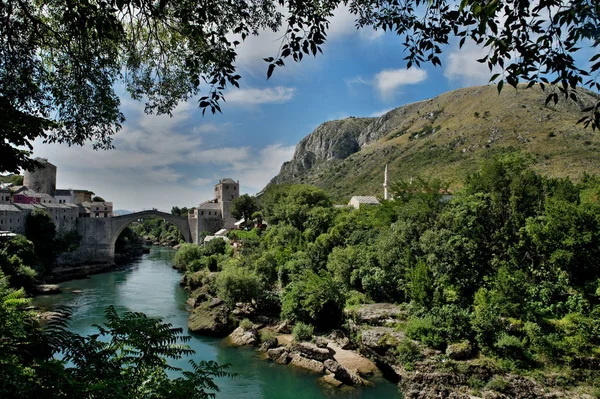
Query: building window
225 185 228 189
200 211 204 216
96 207 99 210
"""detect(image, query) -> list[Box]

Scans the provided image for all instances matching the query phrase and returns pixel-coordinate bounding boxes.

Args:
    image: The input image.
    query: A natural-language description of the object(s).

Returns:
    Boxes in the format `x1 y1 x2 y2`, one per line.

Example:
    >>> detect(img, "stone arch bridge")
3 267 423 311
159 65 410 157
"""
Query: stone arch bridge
58 210 191 266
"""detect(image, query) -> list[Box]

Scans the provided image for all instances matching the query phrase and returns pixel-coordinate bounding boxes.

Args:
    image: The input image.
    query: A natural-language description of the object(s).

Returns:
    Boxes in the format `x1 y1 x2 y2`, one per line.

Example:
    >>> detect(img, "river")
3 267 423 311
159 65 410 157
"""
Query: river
34 246 401 399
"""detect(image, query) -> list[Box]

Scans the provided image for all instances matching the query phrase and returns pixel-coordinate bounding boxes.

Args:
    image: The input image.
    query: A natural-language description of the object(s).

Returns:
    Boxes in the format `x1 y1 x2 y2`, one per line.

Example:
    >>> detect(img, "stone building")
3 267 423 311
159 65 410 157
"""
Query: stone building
23 158 57 197
43 203 78 234
348 196 381 209
55 189 75 204
73 190 94 204
0 204 25 234
0 188 10 203
78 202 113 218
188 178 240 244
215 178 239 229
12 190 55 205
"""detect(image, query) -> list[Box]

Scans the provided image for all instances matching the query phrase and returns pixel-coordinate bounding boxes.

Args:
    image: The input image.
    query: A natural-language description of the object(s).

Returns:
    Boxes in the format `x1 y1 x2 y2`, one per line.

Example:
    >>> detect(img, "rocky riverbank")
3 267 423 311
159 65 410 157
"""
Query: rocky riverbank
180 272 596 398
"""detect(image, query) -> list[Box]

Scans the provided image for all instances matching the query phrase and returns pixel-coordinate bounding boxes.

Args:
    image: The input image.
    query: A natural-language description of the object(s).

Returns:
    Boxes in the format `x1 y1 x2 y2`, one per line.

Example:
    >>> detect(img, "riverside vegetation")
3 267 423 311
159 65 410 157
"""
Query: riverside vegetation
177 152 600 398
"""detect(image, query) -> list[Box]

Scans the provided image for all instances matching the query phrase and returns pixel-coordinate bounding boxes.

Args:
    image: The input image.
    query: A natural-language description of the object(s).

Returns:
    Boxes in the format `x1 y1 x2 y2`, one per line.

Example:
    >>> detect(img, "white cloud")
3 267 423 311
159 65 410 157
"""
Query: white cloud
359 28 384 41
327 5 357 38
228 144 296 193
444 42 494 86
231 4 379 76
188 147 251 164
193 122 227 134
346 76 370 87
374 68 428 98
192 178 212 186
144 167 182 183
225 86 296 106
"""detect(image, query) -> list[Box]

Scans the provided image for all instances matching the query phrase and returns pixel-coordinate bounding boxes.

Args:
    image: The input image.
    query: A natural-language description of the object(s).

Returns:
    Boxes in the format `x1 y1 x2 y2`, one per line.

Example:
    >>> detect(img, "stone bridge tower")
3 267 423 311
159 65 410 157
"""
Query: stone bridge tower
24 158 57 197
215 178 239 229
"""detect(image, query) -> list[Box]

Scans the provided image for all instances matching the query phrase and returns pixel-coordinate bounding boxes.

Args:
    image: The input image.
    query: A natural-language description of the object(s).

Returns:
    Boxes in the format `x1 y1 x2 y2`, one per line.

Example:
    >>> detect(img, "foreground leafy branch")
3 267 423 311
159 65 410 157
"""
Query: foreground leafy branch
0 278 231 399
1 0 598 173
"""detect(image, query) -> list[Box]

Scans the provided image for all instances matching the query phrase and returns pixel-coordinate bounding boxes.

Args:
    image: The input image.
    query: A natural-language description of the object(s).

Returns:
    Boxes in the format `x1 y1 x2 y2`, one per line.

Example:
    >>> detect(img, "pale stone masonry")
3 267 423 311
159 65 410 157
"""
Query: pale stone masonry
188 178 240 244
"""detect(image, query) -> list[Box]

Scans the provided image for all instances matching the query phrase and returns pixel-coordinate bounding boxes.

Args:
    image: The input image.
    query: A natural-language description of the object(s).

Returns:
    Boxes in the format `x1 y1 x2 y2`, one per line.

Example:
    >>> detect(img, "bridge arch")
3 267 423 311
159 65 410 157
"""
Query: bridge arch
110 210 192 249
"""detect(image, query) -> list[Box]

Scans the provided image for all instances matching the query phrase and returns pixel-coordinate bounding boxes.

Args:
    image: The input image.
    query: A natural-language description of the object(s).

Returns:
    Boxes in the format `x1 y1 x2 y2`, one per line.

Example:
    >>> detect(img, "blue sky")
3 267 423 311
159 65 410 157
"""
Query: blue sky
30 7 525 211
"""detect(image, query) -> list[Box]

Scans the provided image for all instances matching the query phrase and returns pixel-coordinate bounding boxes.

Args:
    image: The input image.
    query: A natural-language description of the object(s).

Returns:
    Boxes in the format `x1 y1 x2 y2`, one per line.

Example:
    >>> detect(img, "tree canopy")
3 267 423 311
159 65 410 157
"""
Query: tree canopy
230 194 259 223
1 0 598 172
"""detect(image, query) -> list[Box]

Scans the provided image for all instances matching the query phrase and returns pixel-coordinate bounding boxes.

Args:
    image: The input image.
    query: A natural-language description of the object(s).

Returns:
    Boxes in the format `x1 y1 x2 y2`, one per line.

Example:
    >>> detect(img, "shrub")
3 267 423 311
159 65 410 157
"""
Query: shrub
215 265 262 306
174 244 204 270
345 290 372 308
292 322 314 342
260 329 277 342
204 238 227 256
494 333 526 360
485 376 509 393
239 318 253 331
280 270 345 331
187 259 206 272
396 338 423 366
404 315 445 349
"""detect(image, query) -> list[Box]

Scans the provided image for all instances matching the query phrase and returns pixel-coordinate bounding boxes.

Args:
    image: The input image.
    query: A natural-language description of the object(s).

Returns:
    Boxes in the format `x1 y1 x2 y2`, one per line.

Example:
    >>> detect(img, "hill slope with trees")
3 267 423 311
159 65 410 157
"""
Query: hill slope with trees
268 84 600 201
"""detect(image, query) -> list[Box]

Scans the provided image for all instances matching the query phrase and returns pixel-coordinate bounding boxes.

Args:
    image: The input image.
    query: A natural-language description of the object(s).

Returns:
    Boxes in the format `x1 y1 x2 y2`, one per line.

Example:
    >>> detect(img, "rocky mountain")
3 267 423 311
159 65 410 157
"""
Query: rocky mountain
268 84 600 201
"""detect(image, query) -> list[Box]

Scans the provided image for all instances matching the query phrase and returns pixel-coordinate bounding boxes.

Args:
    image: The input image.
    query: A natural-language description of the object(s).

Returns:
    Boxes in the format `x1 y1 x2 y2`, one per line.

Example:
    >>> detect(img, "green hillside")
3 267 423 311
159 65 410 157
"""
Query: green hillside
269 84 600 201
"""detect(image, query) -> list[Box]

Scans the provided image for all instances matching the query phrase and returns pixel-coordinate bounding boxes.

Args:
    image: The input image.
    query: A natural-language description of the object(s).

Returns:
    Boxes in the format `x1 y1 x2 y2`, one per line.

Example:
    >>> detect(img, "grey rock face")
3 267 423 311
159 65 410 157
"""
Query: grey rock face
270 118 373 184
267 347 289 362
345 303 407 325
360 326 406 353
187 300 234 337
228 326 259 346
323 359 369 386
259 337 279 352
445 341 473 361
292 342 332 362
289 353 325 373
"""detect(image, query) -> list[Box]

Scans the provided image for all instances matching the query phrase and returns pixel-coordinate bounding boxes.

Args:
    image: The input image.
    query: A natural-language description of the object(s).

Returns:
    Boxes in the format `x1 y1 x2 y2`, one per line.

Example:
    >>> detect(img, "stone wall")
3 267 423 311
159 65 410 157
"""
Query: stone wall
57 218 114 266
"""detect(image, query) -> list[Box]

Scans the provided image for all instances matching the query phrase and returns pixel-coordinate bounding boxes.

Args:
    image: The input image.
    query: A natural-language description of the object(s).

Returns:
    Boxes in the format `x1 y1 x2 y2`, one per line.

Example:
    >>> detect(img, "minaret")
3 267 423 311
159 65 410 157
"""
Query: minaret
383 164 389 200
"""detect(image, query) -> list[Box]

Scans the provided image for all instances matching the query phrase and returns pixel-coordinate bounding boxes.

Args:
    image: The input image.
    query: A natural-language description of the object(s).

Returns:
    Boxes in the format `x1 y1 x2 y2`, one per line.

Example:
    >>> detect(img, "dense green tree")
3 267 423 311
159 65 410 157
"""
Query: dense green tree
262 185 332 230
174 243 205 270
25 209 56 271
215 264 262 306
281 270 345 331
230 194 259 224
91 196 105 202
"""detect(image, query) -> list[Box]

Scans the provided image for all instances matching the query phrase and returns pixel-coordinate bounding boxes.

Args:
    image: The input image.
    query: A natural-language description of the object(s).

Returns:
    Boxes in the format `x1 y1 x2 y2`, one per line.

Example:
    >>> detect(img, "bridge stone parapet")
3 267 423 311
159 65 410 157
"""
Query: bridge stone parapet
58 210 192 266
111 210 191 246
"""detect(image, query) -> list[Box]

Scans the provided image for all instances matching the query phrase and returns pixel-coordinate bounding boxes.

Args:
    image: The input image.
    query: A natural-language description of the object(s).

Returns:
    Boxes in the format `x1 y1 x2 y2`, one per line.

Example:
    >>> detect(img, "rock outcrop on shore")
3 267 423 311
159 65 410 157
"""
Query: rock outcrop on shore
188 298 235 336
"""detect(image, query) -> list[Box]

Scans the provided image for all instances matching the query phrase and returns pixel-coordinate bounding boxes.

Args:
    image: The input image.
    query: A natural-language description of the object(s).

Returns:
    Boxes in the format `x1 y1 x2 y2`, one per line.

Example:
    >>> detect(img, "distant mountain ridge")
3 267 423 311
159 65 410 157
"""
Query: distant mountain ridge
268 84 600 201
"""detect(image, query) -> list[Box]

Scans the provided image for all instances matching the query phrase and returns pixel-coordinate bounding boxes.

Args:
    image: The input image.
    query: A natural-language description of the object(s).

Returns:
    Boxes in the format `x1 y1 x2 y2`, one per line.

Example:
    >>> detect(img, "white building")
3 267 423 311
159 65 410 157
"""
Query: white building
348 196 381 209
54 189 76 204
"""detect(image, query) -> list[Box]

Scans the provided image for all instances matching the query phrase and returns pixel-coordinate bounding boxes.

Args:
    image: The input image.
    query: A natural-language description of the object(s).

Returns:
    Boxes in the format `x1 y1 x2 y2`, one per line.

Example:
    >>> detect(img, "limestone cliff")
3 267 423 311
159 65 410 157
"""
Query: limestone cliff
270 117 373 184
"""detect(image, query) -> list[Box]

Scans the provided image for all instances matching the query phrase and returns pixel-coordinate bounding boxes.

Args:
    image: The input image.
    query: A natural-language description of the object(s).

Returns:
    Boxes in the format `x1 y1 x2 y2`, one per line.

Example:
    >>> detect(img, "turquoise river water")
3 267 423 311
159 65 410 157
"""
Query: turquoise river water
34 246 400 399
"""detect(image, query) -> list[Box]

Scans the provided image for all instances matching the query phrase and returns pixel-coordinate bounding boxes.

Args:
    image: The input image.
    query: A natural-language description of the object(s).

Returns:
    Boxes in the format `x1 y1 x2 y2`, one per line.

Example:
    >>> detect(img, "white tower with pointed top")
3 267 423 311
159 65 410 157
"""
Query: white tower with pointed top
383 164 389 200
